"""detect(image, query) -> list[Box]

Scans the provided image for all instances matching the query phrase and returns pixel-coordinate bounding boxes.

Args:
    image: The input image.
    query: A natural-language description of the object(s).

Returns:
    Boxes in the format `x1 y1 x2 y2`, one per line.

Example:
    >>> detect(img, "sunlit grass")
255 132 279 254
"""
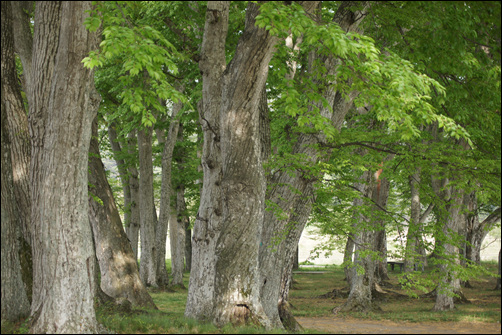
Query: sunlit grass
2 261 500 333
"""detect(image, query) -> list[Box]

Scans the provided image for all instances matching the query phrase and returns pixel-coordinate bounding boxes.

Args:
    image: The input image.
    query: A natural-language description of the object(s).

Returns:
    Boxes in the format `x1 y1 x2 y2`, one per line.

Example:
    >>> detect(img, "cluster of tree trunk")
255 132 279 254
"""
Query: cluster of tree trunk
2 1 499 333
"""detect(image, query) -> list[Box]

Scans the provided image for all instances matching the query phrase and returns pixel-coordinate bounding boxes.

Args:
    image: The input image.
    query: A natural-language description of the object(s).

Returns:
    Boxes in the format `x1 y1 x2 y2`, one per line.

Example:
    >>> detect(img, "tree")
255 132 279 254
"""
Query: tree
88 117 156 308
16 2 101 332
1 3 31 321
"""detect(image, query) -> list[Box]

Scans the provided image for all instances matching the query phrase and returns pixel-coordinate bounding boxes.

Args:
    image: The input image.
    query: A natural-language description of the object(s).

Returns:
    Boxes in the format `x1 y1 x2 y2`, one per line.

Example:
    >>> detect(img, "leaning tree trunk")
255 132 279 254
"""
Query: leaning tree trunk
88 118 156 309
260 2 368 330
27 2 101 332
1 4 31 317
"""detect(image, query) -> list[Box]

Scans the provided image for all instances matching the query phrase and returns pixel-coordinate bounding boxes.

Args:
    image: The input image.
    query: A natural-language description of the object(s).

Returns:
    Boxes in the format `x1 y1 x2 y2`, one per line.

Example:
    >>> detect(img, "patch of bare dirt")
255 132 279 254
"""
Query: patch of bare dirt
296 316 501 334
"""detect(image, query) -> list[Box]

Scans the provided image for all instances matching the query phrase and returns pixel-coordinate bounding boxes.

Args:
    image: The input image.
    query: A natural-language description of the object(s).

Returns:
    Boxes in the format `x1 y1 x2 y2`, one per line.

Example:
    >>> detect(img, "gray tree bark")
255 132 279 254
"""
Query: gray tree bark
2 0 33 301
127 131 141 261
1 3 31 319
138 126 157 287
158 99 183 287
26 2 101 332
88 118 157 309
185 0 229 322
405 168 421 273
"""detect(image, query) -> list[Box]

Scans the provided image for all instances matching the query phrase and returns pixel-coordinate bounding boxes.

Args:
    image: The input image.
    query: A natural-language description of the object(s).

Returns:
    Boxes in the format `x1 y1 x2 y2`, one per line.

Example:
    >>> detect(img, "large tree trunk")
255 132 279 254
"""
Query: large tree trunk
88 118 156 309
26 2 101 332
213 2 278 328
185 1 229 322
138 126 157 287
2 0 33 302
1 3 31 318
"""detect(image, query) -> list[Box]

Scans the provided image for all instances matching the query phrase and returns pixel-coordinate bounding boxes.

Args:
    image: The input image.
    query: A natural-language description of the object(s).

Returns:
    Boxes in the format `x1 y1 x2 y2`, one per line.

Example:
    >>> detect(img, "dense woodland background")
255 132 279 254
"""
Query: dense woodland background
1 1 500 333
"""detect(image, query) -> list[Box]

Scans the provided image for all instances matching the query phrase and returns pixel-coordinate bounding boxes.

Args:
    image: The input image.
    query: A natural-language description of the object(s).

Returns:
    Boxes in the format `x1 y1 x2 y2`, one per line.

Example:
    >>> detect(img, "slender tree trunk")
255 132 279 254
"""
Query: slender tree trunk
27 2 101 332
374 177 390 283
158 100 183 287
495 249 501 290
138 126 157 287
88 118 156 309
344 232 356 286
127 131 140 261
405 168 421 273
1 4 31 317
108 121 132 234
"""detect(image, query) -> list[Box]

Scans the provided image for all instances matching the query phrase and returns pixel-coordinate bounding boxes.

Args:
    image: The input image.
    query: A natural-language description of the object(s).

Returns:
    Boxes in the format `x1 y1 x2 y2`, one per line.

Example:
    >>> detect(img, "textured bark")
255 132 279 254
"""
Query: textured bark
88 118 156 309
126 131 141 261
213 1 279 328
158 100 183 287
2 0 33 301
27 2 101 332
1 5 31 317
185 1 229 321
138 126 157 287
432 182 464 311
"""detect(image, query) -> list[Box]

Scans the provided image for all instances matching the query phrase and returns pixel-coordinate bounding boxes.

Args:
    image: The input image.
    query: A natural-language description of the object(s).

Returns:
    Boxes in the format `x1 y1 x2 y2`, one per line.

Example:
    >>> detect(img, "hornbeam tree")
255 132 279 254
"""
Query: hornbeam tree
14 2 101 332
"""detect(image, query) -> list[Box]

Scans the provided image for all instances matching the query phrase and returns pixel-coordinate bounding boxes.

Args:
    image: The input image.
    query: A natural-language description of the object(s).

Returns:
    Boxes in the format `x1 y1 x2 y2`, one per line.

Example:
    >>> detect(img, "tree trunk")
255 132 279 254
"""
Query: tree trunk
344 232 356 286
260 2 368 328
374 177 390 283
334 169 383 314
433 184 464 311
466 205 501 265
185 1 229 322
405 169 421 273
495 249 501 290
107 121 132 236
88 118 156 309
2 0 33 302
27 2 101 332
158 100 183 287
126 131 140 261
138 126 157 287
1 4 31 317
213 2 278 328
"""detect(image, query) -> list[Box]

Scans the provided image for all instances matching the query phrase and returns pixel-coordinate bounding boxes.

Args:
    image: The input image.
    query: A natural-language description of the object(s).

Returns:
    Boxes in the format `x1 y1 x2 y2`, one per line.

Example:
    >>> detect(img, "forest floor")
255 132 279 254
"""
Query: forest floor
290 263 501 334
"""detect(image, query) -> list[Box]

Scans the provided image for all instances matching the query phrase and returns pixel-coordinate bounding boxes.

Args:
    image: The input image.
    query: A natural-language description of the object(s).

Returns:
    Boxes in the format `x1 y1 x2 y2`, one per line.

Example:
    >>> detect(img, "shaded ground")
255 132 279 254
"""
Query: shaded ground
297 316 502 334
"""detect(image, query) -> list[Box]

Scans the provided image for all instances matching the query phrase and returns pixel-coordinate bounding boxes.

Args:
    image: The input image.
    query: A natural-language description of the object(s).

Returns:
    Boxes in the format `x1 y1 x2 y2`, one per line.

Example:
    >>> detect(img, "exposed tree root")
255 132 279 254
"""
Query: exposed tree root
279 301 303 332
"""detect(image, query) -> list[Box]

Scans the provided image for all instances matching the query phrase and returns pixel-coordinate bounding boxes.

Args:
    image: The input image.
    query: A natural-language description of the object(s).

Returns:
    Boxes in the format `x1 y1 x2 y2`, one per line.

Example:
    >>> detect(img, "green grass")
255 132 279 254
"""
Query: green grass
2 261 500 333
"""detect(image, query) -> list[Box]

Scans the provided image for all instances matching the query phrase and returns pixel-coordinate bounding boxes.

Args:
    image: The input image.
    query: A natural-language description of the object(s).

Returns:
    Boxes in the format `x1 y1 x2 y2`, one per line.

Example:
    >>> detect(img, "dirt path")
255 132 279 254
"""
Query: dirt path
296 316 502 334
